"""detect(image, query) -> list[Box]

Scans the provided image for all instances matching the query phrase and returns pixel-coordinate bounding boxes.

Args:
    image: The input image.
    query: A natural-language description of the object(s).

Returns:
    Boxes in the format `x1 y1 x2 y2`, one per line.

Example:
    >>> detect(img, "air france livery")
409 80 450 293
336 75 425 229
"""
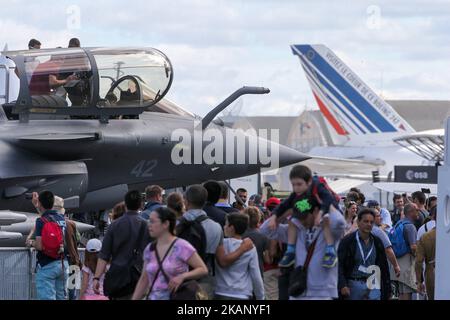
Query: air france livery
291 44 429 176
291 44 415 147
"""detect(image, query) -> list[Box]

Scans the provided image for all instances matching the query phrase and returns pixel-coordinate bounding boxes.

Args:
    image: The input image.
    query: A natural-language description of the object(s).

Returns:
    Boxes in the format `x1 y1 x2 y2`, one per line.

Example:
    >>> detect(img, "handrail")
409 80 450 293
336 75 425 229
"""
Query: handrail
201 86 270 130
0 247 86 251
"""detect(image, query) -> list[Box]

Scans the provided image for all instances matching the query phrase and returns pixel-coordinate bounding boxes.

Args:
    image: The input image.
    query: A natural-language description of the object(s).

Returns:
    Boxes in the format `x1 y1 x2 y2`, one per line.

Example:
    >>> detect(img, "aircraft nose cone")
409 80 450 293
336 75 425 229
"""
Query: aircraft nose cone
0 211 28 226
278 144 310 168
252 134 310 169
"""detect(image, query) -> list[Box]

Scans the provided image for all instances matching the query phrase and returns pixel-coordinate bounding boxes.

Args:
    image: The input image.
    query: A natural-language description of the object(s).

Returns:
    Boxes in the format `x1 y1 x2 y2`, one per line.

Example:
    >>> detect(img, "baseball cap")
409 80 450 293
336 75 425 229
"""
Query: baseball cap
266 197 281 209
86 239 102 253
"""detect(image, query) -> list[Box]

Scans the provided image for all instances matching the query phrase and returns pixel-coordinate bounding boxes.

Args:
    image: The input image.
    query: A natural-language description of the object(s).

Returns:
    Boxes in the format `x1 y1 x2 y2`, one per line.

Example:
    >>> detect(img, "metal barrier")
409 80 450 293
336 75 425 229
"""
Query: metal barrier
0 62 16 104
0 64 10 103
0 247 85 300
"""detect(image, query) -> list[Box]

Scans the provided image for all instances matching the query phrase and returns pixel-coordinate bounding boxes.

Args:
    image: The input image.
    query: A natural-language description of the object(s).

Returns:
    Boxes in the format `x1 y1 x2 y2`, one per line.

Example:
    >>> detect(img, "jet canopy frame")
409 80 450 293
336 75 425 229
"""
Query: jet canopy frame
5 47 173 123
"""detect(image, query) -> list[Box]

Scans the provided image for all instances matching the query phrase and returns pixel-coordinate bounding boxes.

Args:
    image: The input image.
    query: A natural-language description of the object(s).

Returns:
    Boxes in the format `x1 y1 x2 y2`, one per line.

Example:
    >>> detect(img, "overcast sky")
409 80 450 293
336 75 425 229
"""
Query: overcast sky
1 0 449 117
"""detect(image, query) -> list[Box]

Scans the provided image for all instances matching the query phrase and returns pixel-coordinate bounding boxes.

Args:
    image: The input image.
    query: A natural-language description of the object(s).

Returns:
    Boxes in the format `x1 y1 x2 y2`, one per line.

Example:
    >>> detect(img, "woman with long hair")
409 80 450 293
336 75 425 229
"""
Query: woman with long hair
132 207 208 300
111 201 127 221
344 201 358 235
166 192 185 220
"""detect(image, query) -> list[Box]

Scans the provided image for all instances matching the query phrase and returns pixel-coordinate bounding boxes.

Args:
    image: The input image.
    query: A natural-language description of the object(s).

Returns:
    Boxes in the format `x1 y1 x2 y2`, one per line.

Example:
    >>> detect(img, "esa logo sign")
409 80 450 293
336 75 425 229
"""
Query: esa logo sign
395 166 437 184
406 170 428 181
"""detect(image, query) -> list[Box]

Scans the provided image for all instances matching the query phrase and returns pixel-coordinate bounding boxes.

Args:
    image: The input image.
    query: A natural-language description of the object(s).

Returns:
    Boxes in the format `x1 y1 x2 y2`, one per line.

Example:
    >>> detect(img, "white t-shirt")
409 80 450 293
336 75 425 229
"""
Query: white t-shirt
380 208 393 232
417 220 436 241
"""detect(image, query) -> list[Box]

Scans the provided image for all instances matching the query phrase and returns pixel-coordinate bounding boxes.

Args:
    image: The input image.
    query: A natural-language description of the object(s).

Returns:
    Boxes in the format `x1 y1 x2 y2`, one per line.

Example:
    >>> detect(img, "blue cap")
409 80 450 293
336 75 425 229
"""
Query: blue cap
367 200 380 208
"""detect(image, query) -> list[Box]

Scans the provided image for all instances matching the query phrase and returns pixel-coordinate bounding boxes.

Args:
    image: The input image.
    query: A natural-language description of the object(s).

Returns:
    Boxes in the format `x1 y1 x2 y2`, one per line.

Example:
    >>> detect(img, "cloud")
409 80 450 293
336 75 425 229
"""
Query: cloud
0 19 76 49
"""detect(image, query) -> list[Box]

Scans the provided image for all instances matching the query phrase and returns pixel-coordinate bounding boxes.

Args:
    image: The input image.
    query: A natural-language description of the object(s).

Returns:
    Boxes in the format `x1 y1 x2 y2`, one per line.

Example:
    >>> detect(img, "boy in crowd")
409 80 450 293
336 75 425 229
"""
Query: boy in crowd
215 213 265 300
261 194 346 300
268 165 340 268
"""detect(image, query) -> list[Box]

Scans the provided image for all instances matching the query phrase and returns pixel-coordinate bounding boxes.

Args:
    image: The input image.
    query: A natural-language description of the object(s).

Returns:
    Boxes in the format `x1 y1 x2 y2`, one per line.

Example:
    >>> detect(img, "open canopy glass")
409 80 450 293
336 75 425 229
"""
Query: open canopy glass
3 47 173 121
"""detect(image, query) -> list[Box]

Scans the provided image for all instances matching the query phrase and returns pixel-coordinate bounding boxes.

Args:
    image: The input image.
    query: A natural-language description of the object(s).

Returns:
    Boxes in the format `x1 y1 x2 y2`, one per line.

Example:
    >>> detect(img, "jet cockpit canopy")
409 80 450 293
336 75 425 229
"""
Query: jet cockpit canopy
3 47 173 122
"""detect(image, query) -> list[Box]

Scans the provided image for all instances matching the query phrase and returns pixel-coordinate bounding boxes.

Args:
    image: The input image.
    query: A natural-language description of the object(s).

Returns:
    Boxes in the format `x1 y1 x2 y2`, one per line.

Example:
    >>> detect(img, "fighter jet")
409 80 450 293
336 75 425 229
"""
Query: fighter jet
0 47 308 219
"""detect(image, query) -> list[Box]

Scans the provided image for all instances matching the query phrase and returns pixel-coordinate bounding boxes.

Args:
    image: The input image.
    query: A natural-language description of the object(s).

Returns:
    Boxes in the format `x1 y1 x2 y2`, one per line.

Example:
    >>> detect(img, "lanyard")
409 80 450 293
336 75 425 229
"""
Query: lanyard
356 232 374 265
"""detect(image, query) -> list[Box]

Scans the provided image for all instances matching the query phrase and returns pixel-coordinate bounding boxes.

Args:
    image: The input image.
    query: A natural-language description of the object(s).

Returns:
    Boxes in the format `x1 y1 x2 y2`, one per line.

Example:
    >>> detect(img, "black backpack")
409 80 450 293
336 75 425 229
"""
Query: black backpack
176 215 208 262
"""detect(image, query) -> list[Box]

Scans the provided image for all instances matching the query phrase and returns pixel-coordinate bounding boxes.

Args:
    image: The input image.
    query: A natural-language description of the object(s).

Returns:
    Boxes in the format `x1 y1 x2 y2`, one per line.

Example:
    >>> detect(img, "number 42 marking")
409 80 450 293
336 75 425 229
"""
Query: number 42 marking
131 160 158 178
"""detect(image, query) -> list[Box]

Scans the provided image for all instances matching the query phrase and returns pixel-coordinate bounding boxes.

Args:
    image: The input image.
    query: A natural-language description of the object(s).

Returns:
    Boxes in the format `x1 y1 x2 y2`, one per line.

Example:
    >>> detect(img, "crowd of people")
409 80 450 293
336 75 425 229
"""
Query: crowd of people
28 164 437 300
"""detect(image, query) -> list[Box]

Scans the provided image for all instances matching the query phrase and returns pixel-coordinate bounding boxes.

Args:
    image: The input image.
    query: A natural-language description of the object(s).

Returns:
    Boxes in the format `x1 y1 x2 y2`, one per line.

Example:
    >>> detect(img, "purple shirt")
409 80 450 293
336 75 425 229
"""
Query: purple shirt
144 238 196 300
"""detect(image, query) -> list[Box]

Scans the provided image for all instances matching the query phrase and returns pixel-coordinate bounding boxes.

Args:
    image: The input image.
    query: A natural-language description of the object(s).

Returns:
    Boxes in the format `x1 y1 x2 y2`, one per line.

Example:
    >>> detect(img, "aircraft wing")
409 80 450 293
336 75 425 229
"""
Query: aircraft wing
373 182 437 195
301 155 383 180
326 178 368 195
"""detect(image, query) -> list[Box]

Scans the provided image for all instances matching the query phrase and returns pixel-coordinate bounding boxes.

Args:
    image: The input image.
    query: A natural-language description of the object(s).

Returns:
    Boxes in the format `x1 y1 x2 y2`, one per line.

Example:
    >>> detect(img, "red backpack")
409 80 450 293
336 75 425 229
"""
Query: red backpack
40 217 64 259
312 176 340 205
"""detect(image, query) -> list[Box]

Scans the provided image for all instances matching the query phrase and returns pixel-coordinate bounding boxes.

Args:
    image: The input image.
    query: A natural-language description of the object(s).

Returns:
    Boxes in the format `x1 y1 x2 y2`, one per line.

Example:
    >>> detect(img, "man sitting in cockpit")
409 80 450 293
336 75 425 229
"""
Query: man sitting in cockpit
117 80 140 105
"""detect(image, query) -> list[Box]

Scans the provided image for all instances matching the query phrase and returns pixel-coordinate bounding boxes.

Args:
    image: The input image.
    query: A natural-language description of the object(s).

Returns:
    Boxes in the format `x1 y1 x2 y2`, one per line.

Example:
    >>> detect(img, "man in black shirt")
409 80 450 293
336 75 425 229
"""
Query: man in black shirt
338 208 390 300
94 190 151 300
232 188 248 211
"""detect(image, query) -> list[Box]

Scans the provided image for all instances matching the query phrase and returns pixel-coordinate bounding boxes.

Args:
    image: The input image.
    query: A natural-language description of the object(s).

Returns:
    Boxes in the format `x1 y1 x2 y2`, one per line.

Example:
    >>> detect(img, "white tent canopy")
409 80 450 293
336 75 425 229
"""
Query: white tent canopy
373 182 437 195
